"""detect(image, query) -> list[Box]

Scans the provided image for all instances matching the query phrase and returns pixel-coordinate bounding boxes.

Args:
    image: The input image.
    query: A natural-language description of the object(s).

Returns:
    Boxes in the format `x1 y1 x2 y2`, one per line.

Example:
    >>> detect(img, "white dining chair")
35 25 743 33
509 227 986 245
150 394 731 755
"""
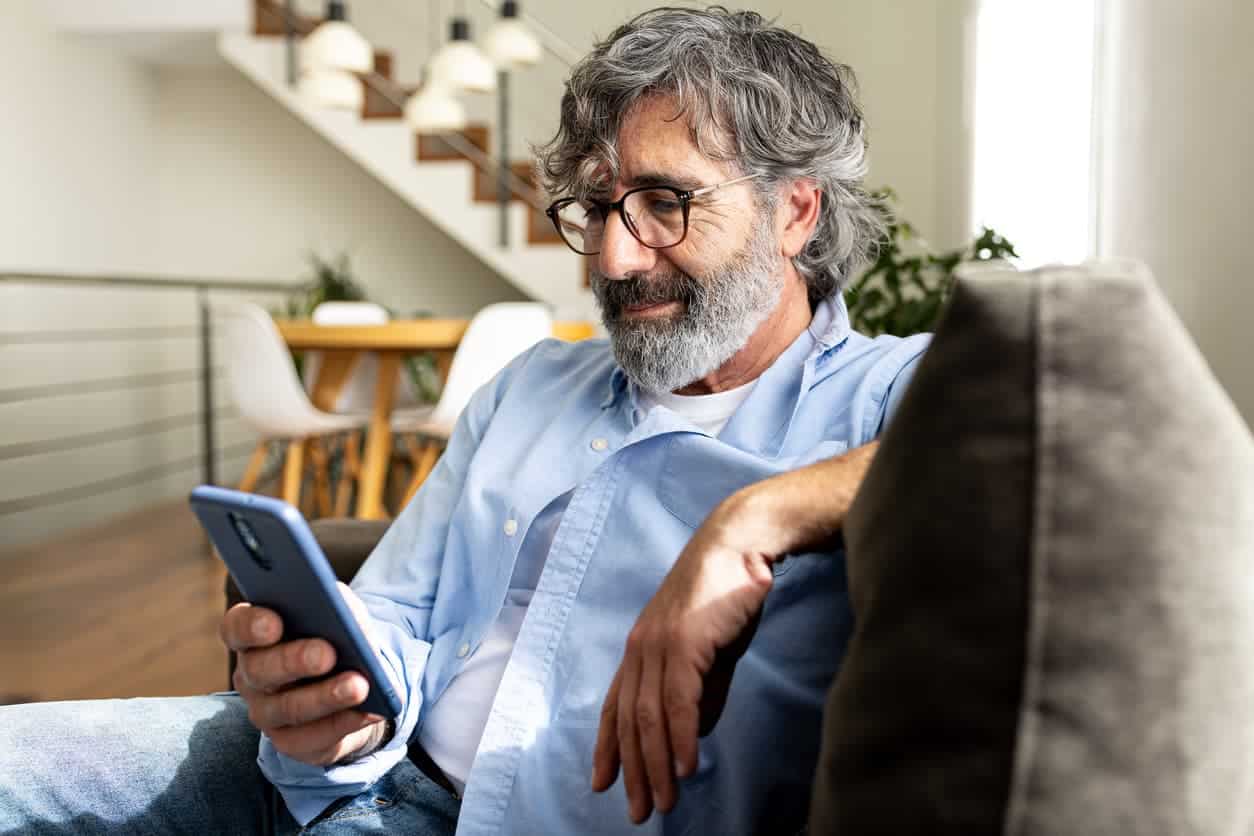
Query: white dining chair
216 302 370 516
397 302 553 508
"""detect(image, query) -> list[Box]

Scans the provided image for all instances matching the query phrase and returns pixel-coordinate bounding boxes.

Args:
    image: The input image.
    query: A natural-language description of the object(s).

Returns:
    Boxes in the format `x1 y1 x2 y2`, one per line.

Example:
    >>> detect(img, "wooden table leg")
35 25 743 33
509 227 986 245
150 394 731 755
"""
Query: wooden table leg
281 439 305 506
356 352 400 520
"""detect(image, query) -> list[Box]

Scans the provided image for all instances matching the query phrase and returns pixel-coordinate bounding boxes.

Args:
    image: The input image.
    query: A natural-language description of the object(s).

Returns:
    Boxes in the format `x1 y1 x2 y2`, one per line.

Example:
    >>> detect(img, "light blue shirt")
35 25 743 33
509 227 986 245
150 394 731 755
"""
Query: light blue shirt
259 294 930 833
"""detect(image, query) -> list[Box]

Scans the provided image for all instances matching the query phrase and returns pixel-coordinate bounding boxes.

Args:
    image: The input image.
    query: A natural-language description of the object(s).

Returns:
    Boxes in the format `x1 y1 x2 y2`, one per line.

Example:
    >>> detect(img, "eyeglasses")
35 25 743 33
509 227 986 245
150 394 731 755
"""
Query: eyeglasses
545 173 761 256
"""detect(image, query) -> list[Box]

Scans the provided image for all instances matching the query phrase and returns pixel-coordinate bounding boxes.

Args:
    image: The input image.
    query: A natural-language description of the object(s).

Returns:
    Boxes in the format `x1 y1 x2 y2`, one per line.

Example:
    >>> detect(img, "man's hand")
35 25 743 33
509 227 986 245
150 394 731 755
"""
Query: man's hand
591 491 776 824
591 441 879 824
220 582 391 766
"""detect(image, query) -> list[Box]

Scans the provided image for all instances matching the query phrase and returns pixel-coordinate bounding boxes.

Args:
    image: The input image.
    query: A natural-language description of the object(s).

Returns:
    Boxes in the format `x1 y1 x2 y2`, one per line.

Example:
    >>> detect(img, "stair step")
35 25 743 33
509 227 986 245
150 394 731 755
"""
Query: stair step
416 125 491 163
253 0 318 37
362 74 416 120
527 204 564 245
473 161 537 203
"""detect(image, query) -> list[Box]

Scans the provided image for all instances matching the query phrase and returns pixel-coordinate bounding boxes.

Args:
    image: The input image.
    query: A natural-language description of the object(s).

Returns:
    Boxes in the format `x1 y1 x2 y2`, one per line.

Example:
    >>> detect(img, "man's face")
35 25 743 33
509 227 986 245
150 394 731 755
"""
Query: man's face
588 95 784 394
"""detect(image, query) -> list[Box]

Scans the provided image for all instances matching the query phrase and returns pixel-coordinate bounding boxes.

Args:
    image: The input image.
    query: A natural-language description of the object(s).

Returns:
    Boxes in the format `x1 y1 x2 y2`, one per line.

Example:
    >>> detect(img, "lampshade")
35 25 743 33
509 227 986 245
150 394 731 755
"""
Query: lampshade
302 1 372 74
484 1 542 67
299 69 364 111
427 18 497 93
404 84 468 132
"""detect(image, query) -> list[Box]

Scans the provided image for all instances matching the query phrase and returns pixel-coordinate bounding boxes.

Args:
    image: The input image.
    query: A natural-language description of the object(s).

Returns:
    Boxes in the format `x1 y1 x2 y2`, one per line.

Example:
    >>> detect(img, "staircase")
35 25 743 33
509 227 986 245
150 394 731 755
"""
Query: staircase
54 0 594 315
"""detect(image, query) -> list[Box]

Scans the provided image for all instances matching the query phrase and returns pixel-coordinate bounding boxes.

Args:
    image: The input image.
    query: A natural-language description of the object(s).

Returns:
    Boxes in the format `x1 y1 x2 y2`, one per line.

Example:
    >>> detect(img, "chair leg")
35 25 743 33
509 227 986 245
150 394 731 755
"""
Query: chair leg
401 440 442 508
281 439 305 507
334 431 362 518
237 441 269 493
309 438 333 519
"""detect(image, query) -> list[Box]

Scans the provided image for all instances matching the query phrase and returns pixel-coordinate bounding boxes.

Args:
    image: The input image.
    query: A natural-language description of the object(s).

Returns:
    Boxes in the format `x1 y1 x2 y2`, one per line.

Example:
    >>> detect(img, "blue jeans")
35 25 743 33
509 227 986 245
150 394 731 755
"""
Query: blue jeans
0 694 459 835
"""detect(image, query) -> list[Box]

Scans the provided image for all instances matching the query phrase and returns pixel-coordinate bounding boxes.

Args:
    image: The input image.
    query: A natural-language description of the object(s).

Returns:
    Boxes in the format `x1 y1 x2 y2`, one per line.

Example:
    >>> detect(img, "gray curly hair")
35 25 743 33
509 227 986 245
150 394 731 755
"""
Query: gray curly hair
535 6 883 301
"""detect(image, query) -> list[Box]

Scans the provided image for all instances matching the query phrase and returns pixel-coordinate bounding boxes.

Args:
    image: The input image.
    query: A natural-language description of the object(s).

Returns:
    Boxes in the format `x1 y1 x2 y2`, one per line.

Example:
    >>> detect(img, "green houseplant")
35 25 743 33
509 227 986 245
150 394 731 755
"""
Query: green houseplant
846 189 1018 337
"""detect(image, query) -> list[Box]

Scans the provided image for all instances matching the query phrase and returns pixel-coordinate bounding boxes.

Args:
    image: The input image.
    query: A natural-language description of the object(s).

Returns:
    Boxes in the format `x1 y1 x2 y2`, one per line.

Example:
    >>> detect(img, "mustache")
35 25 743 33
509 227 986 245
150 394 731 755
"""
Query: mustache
591 270 704 318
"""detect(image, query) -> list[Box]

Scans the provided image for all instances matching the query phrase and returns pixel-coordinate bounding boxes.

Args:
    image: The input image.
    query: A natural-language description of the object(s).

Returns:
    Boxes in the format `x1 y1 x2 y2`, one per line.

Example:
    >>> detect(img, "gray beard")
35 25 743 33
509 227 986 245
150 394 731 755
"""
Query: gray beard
590 222 783 395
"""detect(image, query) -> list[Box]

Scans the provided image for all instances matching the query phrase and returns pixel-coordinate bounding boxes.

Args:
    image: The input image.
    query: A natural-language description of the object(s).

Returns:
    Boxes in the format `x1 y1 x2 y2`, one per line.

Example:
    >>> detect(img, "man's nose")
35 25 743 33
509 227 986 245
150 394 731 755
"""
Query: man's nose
596 210 657 280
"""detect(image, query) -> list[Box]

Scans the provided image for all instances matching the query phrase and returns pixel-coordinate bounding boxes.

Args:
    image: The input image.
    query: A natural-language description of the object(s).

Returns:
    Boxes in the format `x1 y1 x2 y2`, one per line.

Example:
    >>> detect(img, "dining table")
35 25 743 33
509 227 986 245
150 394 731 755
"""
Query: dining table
276 318 595 520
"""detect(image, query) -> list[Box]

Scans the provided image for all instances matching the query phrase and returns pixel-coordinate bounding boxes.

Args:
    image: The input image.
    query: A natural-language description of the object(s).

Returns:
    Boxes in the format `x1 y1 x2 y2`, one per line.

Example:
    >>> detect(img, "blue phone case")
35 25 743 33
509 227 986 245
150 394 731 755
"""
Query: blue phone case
189 485 402 720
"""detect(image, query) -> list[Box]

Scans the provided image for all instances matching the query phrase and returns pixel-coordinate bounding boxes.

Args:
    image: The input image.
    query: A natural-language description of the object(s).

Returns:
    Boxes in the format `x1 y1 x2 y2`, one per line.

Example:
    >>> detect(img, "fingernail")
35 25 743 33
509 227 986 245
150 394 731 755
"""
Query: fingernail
675 759 690 778
653 792 664 811
304 644 322 669
334 680 353 700
252 617 270 641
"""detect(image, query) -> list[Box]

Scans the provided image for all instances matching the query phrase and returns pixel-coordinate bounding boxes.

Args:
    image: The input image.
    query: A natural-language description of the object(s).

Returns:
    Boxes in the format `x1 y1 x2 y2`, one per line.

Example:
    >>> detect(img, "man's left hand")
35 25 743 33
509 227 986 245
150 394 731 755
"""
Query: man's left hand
590 491 776 824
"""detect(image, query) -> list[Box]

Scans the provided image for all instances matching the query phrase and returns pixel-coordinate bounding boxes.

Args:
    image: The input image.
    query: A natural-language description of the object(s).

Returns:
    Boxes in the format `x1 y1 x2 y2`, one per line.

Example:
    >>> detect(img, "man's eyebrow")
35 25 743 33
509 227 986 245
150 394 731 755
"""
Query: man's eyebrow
623 171 704 191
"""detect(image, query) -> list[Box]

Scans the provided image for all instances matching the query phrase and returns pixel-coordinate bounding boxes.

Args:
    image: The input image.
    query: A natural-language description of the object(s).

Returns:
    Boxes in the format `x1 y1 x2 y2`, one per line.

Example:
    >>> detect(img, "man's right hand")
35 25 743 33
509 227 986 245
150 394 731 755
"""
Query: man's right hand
220 591 390 767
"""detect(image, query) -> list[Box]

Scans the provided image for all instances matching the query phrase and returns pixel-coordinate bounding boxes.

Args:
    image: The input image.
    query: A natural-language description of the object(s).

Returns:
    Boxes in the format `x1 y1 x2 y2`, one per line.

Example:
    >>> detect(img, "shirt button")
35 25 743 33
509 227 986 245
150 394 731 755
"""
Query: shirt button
590 438 609 452
503 518 518 536
457 642 471 658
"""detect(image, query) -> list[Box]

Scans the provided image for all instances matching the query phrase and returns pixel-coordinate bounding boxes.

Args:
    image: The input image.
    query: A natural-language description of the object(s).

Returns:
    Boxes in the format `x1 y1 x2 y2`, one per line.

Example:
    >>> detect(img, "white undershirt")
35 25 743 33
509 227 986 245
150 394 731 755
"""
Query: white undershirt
636 378 757 437
417 379 758 792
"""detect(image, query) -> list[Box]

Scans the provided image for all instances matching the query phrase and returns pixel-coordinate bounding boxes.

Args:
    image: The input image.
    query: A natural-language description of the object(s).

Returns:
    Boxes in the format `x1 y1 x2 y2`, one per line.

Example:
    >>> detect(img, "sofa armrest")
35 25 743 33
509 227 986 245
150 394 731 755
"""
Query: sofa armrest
223 518 391 685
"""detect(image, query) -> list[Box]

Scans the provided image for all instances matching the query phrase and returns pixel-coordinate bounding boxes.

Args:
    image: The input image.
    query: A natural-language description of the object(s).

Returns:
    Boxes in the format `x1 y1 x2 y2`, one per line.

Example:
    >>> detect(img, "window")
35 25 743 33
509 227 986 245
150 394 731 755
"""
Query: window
971 0 1100 267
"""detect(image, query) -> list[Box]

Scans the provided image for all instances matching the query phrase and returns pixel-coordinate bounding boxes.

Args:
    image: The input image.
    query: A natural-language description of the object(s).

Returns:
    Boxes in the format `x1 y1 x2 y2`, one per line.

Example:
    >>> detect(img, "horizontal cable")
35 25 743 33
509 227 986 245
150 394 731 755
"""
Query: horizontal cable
0 407 241 462
0 271 302 294
0 369 223 405
0 441 257 518
0 326 200 345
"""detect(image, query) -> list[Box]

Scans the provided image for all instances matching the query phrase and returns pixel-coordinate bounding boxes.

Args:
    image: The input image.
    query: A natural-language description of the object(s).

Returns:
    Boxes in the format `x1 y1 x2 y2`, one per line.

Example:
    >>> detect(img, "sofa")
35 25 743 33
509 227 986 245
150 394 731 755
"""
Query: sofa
226 260 1254 835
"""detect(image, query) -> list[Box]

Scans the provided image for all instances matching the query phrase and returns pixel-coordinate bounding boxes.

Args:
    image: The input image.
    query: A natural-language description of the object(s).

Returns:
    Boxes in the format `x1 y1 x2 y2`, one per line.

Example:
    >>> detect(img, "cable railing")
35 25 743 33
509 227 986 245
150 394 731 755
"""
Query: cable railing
0 272 301 526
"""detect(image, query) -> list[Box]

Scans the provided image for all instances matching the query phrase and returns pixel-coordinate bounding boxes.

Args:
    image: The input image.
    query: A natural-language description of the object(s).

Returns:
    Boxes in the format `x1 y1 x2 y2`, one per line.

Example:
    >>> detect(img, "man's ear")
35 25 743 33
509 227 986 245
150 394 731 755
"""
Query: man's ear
777 179 822 259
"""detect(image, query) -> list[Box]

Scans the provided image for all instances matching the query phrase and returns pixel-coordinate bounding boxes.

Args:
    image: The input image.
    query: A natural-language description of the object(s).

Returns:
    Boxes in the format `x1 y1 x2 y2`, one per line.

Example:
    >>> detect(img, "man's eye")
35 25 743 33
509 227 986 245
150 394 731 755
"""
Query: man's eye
643 195 682 215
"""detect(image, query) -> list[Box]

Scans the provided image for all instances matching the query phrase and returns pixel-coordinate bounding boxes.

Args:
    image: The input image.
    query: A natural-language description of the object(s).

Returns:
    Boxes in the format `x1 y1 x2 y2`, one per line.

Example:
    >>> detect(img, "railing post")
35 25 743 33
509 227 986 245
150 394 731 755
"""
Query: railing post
198 289 218 488
497 69 510 248
284 0 297 87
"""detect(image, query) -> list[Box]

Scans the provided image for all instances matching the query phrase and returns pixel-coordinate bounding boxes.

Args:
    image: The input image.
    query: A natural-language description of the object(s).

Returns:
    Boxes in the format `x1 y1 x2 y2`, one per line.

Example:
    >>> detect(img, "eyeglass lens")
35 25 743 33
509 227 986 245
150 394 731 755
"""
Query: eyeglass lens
555 188 687 254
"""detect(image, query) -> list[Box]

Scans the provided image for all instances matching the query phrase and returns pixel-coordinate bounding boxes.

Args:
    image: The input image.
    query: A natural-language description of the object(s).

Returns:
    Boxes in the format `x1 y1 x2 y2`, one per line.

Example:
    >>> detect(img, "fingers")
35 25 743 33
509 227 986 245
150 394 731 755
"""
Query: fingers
592 668 623 792
220 602 282 652
616 640 651 824
636 647 676 814
267 707 385 766
243 670 370 732
236 636 337 694
663 659 703 780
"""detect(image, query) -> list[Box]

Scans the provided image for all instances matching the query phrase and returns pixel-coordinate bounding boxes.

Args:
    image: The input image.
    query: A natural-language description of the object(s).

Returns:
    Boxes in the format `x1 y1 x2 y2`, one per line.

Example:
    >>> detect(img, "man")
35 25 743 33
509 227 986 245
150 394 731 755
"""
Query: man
0 7 927 835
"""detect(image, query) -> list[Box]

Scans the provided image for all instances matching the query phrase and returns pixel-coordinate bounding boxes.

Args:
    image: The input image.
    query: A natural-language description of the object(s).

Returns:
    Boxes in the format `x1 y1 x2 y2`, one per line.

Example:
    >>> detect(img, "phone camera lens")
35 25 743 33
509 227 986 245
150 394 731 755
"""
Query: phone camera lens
229 512 271 570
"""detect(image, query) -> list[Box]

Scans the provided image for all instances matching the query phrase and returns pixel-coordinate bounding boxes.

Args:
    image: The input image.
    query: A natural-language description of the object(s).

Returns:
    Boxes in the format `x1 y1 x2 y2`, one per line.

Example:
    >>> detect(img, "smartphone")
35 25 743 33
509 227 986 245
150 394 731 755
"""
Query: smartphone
190 485 402 720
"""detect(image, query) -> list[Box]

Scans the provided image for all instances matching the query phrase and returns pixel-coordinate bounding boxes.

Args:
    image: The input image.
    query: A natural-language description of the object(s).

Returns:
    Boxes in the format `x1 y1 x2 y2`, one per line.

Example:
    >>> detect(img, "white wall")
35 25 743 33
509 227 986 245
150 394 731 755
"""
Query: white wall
0 0 158 275
1099 0 1253 422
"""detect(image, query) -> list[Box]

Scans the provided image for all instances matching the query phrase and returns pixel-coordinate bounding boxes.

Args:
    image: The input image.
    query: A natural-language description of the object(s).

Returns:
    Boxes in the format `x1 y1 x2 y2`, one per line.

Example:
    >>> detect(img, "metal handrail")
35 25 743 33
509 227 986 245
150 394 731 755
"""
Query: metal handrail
0 272 300 512
0 271 302 293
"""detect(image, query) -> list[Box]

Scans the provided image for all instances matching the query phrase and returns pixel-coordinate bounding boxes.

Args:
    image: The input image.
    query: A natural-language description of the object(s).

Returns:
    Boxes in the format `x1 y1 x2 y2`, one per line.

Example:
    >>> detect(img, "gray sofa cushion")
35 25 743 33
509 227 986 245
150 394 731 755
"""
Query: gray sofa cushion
810 261 1254 835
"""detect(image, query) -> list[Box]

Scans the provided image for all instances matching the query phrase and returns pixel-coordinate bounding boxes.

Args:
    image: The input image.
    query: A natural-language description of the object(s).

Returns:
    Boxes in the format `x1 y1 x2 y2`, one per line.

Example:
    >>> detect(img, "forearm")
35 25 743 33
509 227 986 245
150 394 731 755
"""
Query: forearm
714 441 878 560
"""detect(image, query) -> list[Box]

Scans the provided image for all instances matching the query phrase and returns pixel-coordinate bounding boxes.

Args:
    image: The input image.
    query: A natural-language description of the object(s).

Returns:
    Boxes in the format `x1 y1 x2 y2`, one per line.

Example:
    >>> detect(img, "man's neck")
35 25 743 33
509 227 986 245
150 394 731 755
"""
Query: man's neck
675 266 813 395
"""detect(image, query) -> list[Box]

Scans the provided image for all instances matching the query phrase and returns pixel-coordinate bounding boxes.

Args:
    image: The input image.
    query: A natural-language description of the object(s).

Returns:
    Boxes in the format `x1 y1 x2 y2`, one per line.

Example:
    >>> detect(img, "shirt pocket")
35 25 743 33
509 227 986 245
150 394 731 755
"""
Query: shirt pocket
658 438 849 578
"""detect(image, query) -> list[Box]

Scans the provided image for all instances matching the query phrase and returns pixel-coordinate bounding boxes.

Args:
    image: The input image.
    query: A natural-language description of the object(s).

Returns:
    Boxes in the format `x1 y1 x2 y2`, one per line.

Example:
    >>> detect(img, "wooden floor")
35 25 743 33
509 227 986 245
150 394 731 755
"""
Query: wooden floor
0 500 230 704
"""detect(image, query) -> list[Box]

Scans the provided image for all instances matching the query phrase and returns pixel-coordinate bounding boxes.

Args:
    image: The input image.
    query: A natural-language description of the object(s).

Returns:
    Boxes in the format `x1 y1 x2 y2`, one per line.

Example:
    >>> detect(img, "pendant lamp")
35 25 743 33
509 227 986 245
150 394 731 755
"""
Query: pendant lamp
484 1 542 67
405 83 469 132
299 69 365 110
302 1 372 74
427 18 497 93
